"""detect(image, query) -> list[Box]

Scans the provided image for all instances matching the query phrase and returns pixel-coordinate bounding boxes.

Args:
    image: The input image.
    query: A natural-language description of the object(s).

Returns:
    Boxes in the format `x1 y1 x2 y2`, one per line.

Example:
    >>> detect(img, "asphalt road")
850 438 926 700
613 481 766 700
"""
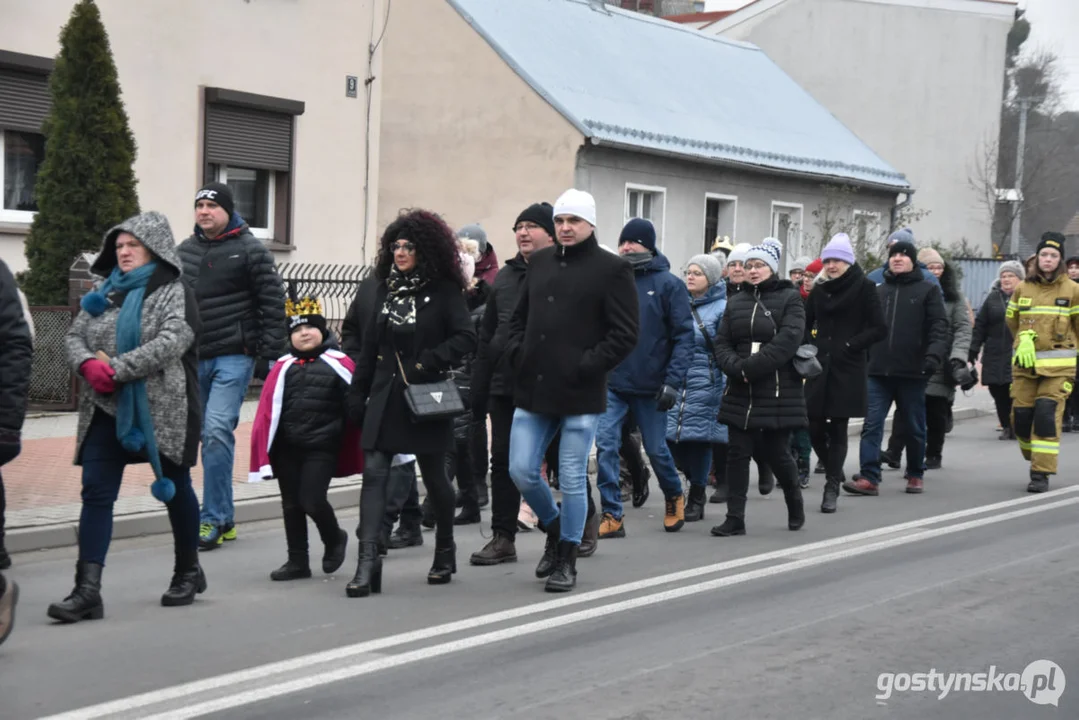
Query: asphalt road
3 415 1077 720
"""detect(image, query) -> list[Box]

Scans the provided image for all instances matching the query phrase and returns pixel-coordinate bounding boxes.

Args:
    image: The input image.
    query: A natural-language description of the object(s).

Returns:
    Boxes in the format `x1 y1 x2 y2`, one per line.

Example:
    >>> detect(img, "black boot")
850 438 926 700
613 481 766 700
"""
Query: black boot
820 477 839 514
427 540 457 585
631 467 651 508
578 511 600 558
345 542 382 598
711 493 746 536
1027 472 1050 494
470 531 517 565
758 467 775 496
786 492 805 531
388 524 423 549
420 497 436 529
453 502 482 525
378 529 389 557
270 556 312 581
322 528 348 575
47 562 104 623
879 448 901 470
925 455 942 470
684 485 706 522
708 481 728 504
161 554 208 607
535 516 561 578
544 541 578 593
814 460 827 475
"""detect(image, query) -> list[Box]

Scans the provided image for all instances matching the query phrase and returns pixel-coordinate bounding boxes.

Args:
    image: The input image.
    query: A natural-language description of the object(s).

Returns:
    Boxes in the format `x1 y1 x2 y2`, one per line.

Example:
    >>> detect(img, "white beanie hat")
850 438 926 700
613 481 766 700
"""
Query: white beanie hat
728 242 752 266
745 237 783 273
553 188 597 227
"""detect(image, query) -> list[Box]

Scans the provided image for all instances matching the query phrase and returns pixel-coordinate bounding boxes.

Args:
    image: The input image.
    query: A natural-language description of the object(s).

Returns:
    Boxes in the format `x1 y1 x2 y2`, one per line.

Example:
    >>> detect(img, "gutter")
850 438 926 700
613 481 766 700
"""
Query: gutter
891 190 916 231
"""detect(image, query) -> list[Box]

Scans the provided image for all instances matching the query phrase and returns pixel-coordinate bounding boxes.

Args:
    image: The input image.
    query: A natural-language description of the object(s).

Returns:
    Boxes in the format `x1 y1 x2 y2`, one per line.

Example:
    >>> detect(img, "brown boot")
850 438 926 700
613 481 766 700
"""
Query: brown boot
663 495 685 533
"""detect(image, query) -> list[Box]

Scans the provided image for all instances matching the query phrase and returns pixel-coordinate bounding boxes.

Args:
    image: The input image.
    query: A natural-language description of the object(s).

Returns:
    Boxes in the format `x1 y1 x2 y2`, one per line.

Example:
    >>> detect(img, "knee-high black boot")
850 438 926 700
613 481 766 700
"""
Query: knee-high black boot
346 541 383 598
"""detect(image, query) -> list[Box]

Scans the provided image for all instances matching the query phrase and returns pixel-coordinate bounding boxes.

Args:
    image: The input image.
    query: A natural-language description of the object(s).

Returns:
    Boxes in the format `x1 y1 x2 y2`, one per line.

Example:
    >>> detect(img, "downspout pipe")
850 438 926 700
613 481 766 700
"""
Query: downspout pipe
891 190 915 232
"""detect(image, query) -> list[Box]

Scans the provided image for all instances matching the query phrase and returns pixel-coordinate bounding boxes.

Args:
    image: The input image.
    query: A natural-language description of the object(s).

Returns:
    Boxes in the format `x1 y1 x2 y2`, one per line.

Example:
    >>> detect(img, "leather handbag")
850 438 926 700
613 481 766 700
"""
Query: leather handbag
793 344 823 379
396 353 465 421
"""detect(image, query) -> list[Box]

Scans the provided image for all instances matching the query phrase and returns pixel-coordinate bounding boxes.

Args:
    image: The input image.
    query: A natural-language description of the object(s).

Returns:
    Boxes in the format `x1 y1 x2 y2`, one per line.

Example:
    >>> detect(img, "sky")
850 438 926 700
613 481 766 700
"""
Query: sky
703 0 1079 111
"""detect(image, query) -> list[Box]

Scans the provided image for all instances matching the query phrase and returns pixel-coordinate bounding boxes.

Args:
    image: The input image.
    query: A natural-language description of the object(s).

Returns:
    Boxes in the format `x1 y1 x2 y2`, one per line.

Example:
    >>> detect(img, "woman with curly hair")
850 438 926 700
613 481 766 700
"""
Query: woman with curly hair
347 209 476 597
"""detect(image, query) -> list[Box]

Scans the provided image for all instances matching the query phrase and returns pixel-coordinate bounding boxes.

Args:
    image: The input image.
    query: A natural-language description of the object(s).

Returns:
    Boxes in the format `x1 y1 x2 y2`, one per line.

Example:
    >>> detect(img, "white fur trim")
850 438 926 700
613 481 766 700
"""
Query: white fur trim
248 464 274 483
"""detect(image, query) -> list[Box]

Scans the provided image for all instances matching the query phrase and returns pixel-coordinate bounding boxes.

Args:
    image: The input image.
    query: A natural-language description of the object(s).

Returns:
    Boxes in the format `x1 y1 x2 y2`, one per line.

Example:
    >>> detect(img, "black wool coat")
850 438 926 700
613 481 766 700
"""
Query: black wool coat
803 264 887 419
714 276 807 431
349 277 476 455
970 282 1014 386
503 235 639 416
472 254 528 401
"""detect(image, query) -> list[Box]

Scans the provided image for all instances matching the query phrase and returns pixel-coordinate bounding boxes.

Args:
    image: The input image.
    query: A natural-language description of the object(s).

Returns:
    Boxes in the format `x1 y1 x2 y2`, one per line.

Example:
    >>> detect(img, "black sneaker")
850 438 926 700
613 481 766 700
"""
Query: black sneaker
879 449 901 470
814 460 827 475
388 526 423 549
925 456 942 470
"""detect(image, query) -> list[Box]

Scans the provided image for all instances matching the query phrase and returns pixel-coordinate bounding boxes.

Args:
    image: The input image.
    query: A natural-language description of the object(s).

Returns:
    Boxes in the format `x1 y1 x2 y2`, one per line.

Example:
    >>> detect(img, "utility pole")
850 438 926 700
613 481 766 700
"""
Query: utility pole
1009 98 1031 257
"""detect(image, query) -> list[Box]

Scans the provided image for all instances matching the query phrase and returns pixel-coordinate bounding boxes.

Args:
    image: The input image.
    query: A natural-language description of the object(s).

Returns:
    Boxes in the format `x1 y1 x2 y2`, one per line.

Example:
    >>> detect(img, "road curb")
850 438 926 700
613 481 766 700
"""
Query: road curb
7 405 993 554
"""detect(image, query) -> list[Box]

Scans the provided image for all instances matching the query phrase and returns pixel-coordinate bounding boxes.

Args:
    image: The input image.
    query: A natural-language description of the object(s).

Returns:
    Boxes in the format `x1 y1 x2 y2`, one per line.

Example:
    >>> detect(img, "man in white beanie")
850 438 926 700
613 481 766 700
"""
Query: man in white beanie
499 189 638 593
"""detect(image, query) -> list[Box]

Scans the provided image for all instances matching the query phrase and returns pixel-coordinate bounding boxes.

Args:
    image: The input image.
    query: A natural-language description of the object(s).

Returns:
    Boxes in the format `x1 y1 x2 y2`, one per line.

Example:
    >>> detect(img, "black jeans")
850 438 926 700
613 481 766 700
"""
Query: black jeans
362 450 454 546
809 417 849 481
987 383 1012 430
79 411 200 566
889 395 951 459
272 445 342 559
488 395 520 537
447 431 476 509
726 427 799 520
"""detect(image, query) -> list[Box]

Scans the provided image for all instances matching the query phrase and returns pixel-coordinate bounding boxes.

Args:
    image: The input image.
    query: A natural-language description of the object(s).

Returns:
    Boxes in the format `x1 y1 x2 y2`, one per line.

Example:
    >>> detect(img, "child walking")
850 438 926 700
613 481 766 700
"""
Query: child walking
250 292 362 580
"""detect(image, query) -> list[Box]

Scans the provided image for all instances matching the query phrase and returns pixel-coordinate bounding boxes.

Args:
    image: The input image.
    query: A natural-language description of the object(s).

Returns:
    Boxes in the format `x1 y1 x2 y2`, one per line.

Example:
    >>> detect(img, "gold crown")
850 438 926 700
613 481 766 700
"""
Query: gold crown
285 296 323 318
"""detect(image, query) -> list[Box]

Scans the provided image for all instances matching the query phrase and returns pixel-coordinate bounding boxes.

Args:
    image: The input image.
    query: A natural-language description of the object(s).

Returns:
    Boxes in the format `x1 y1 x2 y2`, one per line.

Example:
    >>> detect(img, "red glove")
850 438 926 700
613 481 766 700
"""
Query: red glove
80 358 117 394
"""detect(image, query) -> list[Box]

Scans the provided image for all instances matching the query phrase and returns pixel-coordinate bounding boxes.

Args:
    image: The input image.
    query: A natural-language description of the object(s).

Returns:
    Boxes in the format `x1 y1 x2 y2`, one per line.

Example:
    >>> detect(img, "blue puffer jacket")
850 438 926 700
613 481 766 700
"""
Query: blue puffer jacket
608 251 694 396
867 261 941 289
666 282 728 444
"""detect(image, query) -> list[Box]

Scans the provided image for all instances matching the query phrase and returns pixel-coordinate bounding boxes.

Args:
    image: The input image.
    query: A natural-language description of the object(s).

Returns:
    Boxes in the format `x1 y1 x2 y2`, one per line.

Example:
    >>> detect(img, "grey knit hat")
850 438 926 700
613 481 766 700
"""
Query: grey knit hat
998 259 1025 282
687 254 724 287
790 256 812 273
457 224 488 254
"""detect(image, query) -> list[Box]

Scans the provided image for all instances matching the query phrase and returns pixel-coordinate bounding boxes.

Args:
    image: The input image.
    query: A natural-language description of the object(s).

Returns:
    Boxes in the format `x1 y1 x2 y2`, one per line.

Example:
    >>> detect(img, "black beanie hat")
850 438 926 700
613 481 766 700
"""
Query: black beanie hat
285 287 327 341
1037 231 1066 256
888 240 919 267
514 202 556 240
195 182 235 218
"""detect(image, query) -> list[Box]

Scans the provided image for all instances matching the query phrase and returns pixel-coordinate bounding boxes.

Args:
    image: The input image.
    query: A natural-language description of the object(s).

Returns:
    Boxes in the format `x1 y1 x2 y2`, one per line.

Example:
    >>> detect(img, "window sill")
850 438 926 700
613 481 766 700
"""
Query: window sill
265 241 294 253
0 221 32 236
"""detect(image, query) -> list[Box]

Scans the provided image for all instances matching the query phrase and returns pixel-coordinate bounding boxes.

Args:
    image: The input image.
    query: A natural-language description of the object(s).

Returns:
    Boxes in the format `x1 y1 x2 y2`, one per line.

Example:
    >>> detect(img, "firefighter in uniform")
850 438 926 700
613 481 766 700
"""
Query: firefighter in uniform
1005 232 1079 493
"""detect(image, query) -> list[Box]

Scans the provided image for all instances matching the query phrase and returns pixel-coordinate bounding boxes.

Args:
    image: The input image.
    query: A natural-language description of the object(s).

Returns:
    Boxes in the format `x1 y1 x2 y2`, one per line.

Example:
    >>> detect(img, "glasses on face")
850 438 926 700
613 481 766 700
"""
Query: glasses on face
727 261 743 269
514 222 541 233
392 240 416 254
744 261 769 271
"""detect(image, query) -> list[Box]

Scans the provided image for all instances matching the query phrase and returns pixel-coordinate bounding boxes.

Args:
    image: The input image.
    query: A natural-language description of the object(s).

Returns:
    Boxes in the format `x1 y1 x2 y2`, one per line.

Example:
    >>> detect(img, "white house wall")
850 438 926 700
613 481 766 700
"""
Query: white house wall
578 145 896 274
710 0 1012 253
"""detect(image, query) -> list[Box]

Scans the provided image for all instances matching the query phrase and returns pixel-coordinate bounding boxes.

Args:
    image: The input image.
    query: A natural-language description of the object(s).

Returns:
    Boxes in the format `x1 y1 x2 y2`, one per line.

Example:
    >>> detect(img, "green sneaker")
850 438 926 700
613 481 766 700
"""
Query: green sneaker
199 523 223 551
221 523 237 542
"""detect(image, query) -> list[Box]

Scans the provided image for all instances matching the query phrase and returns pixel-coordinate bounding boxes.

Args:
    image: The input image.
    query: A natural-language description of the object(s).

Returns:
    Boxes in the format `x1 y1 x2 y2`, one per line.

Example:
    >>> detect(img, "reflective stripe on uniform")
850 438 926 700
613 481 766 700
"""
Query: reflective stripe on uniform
1018 438 1032 451
1030 440 1060 455
1018 306 1072 317
1010 348 1078 369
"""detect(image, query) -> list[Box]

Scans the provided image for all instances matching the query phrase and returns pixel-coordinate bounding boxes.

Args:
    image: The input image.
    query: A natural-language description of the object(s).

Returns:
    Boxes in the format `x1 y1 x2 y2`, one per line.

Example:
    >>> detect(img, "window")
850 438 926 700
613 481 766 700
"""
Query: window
625 183 666 249
770 202 804 265
853 210 882 253
0 50 53 223
704 193 737 253
203 87 304 247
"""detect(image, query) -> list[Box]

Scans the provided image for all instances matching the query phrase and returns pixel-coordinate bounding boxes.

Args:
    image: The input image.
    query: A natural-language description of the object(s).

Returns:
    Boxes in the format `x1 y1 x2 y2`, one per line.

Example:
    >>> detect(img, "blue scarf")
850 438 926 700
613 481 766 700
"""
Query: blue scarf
81 263 176 503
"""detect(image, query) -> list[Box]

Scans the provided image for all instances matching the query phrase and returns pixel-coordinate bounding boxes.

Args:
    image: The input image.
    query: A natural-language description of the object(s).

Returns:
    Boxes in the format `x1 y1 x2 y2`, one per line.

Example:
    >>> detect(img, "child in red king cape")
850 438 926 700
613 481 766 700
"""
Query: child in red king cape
250 291 362 581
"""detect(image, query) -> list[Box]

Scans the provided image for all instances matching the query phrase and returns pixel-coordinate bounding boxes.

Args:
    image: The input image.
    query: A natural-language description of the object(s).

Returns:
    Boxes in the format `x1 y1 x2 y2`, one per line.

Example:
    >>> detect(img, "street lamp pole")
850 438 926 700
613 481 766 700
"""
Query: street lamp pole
1009 97 1031 257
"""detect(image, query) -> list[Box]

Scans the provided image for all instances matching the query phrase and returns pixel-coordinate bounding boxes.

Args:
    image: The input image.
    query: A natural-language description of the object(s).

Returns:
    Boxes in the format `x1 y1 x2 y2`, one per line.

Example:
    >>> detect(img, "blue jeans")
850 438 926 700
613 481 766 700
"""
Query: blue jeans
508 409 599 544
198 355 255 526
596 390 683 519
669 440 712 489
859 376 928 484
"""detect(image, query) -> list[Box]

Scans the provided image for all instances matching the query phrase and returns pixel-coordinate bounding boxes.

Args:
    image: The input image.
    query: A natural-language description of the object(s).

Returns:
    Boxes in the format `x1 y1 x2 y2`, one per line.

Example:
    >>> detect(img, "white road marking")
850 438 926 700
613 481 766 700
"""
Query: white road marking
41 487 1079 720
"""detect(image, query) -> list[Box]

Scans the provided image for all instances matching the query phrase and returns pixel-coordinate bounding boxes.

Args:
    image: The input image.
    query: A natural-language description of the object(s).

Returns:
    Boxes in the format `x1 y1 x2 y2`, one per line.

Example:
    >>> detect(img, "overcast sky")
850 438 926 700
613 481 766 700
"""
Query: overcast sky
704 0 1078 110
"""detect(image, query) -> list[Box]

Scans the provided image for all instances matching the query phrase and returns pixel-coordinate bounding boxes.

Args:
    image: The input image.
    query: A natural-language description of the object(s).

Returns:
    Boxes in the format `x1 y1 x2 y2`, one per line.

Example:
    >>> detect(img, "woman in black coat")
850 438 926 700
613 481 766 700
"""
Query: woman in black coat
347 210 476 597
803 234 887 514
712 238 806 537
969 260 1023 440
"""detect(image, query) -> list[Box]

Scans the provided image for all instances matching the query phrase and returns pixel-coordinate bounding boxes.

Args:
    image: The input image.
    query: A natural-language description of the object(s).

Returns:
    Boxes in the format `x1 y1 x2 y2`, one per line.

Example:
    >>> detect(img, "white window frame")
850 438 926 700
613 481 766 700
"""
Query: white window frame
215 165 275 240
770 201 804 265
704 192 738 251
624 182 667 251
0 129 41 224
852 209 882 251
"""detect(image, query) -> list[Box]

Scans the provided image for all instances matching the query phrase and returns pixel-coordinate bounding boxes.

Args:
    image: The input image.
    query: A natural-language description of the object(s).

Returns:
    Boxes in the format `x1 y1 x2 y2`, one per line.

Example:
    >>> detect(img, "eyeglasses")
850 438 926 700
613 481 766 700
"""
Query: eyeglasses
685 269 706 278
744 261 769 270
391 240 416 253
514 222 542 233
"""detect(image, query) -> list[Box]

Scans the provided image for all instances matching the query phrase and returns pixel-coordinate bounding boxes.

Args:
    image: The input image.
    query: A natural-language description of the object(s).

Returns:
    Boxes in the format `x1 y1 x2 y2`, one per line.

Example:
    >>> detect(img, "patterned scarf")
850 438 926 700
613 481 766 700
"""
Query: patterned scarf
382 266 427 326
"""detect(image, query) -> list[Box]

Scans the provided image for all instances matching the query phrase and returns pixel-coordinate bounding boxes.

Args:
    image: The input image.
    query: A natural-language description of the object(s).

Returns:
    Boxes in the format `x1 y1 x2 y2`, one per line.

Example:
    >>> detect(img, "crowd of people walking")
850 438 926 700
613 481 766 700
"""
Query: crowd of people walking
1 181 1078 644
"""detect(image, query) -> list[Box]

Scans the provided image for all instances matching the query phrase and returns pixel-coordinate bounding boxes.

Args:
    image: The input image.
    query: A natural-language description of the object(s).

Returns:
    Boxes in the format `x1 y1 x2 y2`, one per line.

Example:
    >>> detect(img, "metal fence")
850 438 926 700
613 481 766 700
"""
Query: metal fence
955 258 1006 311
276 263 370 340
27 306 78 411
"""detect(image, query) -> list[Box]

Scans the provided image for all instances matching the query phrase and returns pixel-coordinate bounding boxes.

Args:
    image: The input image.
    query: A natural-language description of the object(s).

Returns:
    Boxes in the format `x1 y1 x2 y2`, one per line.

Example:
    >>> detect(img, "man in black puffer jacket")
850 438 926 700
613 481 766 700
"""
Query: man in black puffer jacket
177 183 286 550
845 240 948 496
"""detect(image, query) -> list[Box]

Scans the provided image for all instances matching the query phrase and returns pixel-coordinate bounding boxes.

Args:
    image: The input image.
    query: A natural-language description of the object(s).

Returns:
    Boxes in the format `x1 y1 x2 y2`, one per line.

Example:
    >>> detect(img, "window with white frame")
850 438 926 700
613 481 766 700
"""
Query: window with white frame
209 165 275 239
1 129 45 221
770 202 804 262
625 184 665 248
704 194 737 254
853 210 882 254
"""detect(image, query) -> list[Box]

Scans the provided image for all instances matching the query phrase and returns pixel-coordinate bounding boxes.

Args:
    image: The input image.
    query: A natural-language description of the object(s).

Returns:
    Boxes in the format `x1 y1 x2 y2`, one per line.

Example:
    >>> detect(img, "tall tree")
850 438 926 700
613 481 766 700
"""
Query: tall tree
21 0 138 305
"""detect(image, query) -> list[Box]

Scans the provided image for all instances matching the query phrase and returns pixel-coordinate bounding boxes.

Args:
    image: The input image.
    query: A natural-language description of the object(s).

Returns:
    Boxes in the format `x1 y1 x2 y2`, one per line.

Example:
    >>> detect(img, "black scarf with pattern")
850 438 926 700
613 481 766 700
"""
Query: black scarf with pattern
382 266 427 326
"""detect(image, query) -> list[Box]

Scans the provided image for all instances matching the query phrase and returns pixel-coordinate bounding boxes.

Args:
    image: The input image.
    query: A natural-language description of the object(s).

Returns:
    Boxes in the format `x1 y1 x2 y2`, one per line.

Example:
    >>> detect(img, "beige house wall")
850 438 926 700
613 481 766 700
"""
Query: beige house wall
0 0 380 274
377 0 583 264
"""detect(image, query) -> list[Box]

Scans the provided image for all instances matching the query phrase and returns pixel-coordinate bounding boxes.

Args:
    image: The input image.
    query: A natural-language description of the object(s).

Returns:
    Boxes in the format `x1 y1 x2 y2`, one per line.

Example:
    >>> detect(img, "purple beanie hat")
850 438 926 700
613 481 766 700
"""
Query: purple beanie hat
821 233 856 264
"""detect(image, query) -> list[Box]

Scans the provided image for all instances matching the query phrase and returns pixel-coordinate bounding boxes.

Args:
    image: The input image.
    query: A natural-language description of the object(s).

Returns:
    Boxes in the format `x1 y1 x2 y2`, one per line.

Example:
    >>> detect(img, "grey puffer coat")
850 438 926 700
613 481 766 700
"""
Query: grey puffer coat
66 212 201 466
926 264 973 400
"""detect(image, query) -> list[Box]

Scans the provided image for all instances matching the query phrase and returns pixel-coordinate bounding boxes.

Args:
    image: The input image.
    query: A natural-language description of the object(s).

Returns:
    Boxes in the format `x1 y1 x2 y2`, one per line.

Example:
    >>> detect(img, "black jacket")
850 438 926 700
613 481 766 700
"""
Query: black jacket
714 276 806 431
868 267 950 379
803 264 887 419
177 220 287 362
503 236 639 416
340 272 378 362
472 254 528 401
450 283 488 439
970 282 1013 386
349 277 475 455
277 339 349 451
0 259 33 435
